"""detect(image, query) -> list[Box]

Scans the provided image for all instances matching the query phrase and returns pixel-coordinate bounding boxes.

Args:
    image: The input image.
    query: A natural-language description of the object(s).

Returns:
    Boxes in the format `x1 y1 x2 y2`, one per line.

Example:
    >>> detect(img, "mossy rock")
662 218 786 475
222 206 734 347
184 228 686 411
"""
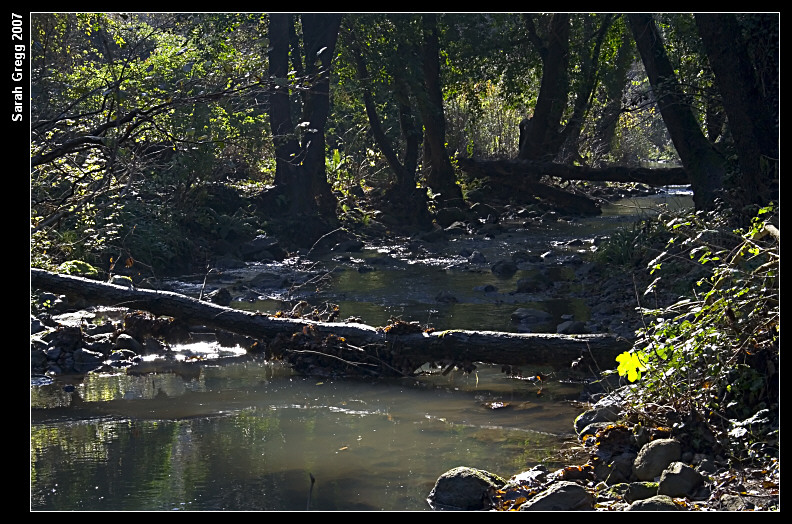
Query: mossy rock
57 260 100 279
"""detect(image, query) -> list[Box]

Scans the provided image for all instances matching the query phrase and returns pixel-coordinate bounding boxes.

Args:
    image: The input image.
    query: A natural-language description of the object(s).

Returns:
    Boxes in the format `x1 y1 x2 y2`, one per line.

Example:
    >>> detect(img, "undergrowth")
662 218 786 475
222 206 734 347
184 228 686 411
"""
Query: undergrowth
610 204 779 465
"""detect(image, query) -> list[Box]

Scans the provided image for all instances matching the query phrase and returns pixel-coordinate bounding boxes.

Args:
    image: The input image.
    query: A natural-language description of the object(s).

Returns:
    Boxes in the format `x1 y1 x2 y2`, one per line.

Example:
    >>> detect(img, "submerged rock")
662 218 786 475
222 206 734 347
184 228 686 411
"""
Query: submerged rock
491 259 517 278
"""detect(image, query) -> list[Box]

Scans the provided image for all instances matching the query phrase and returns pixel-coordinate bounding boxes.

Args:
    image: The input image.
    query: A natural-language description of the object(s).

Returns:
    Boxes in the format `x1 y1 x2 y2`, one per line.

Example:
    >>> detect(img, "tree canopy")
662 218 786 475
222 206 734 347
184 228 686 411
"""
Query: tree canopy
28 12 779 275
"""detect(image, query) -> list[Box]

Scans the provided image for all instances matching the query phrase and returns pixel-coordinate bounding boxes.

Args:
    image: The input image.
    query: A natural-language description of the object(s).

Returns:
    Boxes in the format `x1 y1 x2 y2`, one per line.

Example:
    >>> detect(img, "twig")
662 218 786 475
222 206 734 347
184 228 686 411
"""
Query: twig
307 472 315 510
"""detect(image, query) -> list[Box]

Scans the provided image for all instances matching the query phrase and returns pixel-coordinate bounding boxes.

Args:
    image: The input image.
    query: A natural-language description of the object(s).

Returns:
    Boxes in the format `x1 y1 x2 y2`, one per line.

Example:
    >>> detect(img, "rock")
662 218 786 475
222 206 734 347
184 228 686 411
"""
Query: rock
510 308 552 325
31 315 45 335
239 234 287 261
107 348 137 362
214 255 246 269
57 260 100 279
574 395 623 434
207 287 232 306
83 334 114 354
427 466 506 510
719 493 750 511
657 462 705 497
557 320 587 334
417 227 447 243
633 439 682 481
31 348 48 369
72 347 105 372
467 250 487 264
465 188 488 203
332 239 364 253
435 207 468 228
519 481 594 511
515 276 550 293
479 222 504 237
435 291 459 303
491 260 518 278
114 333 145 353
469 202 498 219
626 494 681 511
506 465 549 488
623 481 659 503
596 451 637 485
444 221 468 234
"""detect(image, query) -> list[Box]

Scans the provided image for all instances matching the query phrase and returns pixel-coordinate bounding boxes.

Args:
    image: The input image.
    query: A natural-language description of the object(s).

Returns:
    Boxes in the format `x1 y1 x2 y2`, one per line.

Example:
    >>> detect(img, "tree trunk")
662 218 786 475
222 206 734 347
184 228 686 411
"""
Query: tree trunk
519 13 569 161
628 14 726 211
419 14 464 204
556 14 613 164
347 25 433 229
592 27 634 163
695 13 778 207
268 14 340 220
31 268 631 374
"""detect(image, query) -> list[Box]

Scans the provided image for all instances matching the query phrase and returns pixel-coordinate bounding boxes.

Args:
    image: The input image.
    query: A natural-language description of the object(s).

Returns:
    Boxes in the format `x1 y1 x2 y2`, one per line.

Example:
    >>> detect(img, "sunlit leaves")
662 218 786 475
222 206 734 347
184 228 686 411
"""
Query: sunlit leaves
615 350 647 382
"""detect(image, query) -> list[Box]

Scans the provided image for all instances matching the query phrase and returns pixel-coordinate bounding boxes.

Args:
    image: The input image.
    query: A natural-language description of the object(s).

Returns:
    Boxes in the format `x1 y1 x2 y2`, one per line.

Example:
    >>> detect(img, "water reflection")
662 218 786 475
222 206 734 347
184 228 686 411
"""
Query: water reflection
31 360 585 511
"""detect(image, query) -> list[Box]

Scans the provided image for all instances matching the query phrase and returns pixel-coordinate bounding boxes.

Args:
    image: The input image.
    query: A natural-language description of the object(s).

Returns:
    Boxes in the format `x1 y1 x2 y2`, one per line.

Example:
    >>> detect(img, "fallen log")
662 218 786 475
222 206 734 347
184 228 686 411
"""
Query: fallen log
31 268 632 375
456 157 689 186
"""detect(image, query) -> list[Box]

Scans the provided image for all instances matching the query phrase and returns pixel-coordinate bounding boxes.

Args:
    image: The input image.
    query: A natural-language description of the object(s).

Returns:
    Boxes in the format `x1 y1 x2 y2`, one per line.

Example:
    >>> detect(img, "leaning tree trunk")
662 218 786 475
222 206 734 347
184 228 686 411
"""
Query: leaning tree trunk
628 13 726 211
31 268 632 376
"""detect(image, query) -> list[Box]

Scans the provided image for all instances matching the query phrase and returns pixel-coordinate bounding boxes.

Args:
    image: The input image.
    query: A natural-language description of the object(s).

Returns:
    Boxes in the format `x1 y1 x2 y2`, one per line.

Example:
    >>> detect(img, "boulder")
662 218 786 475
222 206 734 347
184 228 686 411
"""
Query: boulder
633 439 682 481
206 287 232 307
623 481 659 503
657 462 705 497
467 250 487 264
435 207 469 228
427 466 506 510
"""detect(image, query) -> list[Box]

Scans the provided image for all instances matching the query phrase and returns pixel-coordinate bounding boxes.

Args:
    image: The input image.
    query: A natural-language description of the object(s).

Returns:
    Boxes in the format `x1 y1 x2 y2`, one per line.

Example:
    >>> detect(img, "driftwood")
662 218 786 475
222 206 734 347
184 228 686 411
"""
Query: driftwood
31 268 632 375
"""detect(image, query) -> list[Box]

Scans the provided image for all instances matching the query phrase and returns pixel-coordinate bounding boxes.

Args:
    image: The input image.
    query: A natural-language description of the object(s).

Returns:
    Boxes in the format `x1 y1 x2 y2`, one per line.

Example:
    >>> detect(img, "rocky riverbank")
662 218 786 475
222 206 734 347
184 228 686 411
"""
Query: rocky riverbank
426 386 779 511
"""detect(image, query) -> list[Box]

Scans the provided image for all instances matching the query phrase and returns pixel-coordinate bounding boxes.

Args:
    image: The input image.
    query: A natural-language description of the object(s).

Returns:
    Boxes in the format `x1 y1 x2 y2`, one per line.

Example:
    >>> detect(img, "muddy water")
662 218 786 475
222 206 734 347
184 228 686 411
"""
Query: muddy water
30 189 693 511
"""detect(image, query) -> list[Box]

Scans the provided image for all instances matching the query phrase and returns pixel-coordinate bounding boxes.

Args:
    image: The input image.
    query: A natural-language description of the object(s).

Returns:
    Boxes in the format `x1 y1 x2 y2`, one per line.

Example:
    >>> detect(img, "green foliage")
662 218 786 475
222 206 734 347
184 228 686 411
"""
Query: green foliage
30 13 273 274
594 219 668 266
614 205 779 462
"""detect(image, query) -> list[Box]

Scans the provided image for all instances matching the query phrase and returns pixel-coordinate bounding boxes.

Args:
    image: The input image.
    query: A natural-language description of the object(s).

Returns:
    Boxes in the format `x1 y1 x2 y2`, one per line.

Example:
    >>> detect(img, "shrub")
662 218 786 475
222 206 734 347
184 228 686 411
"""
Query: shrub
613 204 779 462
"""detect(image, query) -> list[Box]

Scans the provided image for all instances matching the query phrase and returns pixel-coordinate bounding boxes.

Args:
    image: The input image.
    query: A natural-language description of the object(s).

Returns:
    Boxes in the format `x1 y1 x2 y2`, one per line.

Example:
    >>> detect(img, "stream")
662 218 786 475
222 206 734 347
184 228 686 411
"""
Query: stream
30 189 693 511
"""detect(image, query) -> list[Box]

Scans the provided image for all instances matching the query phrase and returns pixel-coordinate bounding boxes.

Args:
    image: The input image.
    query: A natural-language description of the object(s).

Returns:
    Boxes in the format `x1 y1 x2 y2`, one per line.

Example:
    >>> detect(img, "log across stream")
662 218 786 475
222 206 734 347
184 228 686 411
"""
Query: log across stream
31 268 632 376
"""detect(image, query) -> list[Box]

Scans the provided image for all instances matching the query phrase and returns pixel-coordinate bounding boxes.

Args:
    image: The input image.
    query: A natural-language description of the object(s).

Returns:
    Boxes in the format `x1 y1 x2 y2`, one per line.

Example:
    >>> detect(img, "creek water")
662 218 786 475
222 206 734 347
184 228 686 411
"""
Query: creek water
30 189 693 511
